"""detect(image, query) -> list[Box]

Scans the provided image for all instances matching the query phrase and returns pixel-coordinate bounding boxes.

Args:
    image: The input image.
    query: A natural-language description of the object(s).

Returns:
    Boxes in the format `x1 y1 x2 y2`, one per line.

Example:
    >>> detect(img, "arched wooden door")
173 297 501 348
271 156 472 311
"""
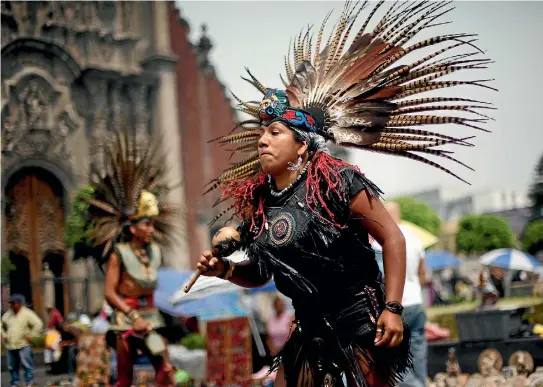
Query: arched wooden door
4 168 65 315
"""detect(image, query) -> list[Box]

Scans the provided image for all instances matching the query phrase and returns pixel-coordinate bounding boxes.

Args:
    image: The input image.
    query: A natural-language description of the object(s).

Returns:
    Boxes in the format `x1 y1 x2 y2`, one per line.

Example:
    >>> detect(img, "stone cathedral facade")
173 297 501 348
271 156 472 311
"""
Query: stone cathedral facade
1 1 189 315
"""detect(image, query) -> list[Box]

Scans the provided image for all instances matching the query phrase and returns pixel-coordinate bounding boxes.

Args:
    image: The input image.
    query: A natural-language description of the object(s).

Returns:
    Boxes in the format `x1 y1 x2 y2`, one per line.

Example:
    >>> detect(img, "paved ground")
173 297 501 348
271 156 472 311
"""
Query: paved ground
1 367 73 386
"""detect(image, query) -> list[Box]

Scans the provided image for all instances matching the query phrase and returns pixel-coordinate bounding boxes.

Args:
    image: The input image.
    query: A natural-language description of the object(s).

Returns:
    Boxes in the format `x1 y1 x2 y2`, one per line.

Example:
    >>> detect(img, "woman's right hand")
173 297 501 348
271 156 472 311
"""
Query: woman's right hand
132 317 151 333
197 250 225 277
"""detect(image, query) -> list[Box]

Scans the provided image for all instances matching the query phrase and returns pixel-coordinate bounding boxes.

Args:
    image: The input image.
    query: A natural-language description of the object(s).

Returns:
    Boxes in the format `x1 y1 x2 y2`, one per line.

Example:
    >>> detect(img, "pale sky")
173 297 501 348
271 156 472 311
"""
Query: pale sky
176 1 543 198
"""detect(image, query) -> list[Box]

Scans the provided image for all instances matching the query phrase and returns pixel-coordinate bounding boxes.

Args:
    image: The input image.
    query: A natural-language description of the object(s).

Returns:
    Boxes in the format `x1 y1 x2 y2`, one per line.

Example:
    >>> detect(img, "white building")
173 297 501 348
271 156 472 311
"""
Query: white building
405 187 530 222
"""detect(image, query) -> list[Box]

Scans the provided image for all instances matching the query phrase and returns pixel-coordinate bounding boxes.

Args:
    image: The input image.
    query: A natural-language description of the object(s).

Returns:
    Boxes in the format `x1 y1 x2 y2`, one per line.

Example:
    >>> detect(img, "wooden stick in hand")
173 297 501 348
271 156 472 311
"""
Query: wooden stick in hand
183 227 240 293
183 270 202 293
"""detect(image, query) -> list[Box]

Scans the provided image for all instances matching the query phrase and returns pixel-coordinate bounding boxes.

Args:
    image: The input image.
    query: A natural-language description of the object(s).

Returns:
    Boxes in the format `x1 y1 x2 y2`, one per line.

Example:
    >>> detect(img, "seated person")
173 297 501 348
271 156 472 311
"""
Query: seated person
57 315 86 375
44 328 62 374
477 269 499 310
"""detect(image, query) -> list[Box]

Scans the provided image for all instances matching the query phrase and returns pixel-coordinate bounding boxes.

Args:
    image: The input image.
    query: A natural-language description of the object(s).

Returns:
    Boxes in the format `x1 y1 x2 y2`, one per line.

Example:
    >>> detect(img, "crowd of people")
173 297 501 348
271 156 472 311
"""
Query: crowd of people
1 295 113 386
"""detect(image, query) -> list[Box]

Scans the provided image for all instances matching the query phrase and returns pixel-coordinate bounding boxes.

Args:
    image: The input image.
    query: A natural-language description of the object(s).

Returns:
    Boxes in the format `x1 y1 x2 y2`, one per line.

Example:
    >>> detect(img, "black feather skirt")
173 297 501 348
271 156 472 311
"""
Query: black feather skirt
269 281 413 387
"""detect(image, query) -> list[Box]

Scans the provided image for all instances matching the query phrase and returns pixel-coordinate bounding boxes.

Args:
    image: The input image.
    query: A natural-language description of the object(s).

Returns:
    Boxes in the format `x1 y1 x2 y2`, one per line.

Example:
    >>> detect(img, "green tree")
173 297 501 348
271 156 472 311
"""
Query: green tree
65 185 94 247
528 152 543 219
1 255 16 283
393 196 441 235
521 219 543 256
456 214 516 255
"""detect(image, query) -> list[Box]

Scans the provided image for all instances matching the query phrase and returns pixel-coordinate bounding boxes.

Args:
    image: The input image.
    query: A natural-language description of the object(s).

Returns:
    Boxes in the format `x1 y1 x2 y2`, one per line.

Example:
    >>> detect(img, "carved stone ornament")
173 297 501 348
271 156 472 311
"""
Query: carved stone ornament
1 73 81 170
2 1 144 73
19 77 51 127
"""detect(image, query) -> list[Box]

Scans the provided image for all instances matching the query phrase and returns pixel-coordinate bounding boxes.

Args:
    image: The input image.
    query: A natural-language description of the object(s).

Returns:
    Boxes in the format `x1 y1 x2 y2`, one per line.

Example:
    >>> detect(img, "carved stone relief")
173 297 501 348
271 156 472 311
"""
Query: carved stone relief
87 34 115 67
3 76 56 151
1 1 147 73
3 52 52 82
19 77 51 128
1 72 81 174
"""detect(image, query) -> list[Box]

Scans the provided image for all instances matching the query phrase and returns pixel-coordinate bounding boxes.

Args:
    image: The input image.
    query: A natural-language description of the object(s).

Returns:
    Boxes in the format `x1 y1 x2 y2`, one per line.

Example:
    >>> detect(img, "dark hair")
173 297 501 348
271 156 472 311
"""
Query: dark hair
119 223 134 242
292 129 329 155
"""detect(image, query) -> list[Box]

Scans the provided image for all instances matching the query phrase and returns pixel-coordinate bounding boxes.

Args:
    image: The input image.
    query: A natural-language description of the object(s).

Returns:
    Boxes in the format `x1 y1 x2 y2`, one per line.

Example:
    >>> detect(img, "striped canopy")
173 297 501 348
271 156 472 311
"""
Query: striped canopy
479 249 542 272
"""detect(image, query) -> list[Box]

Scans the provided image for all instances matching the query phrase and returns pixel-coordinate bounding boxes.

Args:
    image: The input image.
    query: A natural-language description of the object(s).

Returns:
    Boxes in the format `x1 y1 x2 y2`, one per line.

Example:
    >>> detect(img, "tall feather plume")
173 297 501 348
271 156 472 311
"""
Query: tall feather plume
208 0 495 223
87 122 182 265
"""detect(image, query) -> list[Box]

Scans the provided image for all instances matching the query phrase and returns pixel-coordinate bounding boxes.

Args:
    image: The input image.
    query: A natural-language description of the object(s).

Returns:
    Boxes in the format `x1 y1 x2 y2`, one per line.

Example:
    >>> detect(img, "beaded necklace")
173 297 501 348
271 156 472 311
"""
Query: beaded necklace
267 160 311 198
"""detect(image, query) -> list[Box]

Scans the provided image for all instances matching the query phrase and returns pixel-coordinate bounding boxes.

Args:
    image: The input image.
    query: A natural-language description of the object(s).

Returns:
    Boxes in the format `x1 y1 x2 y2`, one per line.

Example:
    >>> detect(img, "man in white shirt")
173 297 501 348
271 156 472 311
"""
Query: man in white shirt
383 202 428 387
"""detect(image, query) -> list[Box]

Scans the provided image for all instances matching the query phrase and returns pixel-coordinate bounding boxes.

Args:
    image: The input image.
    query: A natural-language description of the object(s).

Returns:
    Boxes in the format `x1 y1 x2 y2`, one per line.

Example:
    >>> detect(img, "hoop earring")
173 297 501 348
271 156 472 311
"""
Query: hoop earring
287 155 302 171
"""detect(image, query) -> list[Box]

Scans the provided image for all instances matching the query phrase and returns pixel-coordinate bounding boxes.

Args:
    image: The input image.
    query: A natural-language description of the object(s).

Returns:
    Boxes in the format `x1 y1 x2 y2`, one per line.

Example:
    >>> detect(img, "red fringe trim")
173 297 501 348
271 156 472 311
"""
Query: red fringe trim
305 151 360 229
220 173 267 237
220 151 361 236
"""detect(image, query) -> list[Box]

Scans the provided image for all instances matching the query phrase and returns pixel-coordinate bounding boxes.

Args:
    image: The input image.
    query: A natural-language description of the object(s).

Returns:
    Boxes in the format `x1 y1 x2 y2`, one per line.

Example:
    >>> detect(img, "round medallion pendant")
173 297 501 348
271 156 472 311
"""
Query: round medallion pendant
269 213 295 246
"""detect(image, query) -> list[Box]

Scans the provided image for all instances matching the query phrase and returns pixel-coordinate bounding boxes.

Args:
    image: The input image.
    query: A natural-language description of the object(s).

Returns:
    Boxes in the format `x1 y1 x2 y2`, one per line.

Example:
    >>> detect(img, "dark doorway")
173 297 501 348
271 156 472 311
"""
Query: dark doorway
8 252 32 308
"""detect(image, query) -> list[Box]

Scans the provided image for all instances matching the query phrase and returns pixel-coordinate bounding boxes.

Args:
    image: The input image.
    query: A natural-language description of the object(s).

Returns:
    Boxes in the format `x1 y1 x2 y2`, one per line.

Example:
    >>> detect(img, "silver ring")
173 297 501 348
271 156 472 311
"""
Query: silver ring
376 328 385 334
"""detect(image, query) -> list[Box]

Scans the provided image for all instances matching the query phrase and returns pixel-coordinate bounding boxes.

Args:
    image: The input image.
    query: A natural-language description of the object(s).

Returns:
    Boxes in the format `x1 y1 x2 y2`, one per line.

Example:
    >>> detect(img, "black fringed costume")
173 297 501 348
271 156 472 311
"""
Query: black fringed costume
201 1 494 386
237 163 412 387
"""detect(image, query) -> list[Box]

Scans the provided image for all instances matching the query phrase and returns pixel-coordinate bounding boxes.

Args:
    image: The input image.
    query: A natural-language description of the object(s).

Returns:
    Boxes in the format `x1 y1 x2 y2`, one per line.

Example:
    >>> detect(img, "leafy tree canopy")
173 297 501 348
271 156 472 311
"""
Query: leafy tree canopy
522 219 543 256
392 196 441 235
456 214 516 255
1 256 16 283
528 152 543 219
65 185 94 248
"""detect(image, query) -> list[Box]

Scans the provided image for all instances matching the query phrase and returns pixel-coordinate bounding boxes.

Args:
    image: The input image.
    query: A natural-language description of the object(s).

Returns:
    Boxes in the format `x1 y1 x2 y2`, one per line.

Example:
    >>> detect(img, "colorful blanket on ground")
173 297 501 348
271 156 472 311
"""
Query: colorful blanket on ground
74 334 111 386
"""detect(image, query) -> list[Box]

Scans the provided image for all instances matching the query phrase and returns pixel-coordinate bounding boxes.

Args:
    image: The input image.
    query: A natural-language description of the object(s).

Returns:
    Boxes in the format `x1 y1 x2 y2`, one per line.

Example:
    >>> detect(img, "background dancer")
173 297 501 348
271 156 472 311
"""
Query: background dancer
86 130 180 386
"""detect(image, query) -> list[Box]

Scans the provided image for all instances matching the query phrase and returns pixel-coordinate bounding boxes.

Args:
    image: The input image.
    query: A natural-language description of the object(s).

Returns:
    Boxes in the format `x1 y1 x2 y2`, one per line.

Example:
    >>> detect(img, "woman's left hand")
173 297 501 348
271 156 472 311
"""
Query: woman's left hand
374 309 404 348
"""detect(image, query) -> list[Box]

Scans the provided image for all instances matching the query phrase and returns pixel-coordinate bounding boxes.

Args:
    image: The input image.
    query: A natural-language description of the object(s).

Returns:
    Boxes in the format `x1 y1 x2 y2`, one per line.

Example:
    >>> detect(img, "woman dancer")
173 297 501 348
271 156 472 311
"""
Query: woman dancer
198 1 493 386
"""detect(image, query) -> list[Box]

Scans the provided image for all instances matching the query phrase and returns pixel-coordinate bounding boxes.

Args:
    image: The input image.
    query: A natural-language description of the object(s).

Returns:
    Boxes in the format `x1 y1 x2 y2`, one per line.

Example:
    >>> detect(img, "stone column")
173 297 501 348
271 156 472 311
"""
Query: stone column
84 76 109 170
128 83 150 142
69 257 88 314
42 263 55 319
110 81 124 132
195 25 215 215
140 1 189 269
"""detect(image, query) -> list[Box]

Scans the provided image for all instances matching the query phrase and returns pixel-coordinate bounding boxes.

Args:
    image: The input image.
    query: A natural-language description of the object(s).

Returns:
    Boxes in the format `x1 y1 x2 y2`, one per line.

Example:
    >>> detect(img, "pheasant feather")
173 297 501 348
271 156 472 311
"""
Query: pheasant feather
86 125 181 264
207 0 495 223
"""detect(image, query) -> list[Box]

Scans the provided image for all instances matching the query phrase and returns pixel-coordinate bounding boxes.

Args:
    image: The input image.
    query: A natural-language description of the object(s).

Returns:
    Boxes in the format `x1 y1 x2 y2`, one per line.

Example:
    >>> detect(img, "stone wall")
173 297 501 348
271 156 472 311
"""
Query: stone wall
1 1 188 314
170 4 238 268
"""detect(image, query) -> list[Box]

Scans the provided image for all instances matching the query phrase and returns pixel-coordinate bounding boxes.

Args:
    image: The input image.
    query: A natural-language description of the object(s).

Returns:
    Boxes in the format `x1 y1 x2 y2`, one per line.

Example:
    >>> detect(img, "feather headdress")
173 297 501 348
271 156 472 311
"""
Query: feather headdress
86 128 181 263
208 0 495 211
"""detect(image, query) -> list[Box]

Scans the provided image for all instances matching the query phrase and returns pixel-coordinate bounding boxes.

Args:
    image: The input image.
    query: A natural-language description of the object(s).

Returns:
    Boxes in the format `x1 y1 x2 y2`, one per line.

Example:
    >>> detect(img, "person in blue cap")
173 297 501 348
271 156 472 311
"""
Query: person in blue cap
1 294 44 387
